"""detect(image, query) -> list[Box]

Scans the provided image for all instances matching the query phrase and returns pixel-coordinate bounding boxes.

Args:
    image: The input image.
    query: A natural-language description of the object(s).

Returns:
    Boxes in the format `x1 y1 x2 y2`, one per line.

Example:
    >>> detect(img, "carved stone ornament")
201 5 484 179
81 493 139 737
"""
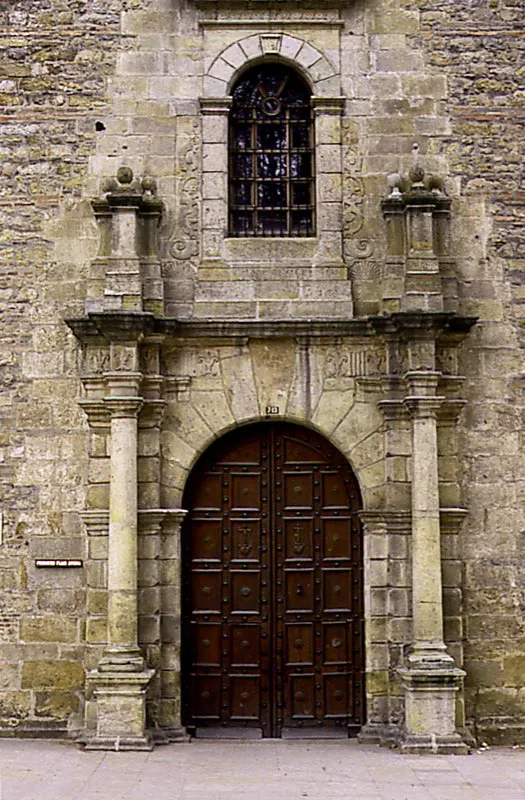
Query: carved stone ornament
169 118 200 262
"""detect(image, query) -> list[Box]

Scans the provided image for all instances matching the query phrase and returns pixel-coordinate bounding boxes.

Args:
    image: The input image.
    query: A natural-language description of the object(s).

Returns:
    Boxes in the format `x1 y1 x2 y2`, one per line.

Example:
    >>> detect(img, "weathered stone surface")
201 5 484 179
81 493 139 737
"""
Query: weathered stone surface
20 616 78 643
35 691 80 718
21 662 84 690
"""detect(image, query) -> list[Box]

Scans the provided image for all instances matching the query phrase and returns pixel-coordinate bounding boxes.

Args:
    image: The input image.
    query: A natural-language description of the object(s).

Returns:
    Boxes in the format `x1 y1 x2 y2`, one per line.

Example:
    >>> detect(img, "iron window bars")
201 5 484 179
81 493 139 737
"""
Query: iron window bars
229 65 315 238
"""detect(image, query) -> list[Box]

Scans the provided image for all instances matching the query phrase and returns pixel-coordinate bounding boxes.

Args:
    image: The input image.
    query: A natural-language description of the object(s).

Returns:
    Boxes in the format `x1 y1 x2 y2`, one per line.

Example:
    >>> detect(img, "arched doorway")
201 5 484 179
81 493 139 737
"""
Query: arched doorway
181 422 364 738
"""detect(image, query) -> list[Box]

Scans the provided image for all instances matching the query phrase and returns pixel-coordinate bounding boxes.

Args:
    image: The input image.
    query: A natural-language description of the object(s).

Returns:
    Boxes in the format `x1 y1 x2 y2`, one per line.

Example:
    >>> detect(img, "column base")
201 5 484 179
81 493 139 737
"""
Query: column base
83 733 154 751
399 732 469 755
399 664 467 755
84 668 155 751
358 723 401 748
98 646 145 673
152 727 191 744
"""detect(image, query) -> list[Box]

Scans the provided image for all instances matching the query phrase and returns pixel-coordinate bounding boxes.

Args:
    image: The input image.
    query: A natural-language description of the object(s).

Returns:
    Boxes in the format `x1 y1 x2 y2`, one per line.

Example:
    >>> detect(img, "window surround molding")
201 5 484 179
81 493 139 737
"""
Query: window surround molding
199 32 345 271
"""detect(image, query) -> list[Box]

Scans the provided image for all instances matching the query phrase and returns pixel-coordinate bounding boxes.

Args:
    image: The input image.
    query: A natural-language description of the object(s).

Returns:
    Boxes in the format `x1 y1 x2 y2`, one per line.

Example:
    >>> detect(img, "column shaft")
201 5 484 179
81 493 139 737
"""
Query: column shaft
411 410 445 649
108 413 139 649
101 397 144 671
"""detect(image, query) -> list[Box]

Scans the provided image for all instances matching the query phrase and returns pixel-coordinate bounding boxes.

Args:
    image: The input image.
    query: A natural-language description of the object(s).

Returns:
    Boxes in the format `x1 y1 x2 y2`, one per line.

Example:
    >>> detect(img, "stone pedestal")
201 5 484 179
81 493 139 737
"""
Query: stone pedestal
399 667 467 754
85 670 155 750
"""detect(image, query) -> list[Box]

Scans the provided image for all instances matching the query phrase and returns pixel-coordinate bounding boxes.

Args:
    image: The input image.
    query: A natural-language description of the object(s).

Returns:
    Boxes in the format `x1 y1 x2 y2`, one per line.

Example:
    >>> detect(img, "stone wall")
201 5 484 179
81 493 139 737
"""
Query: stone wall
0 0 523 743
0 0 125 733
412 0 525 743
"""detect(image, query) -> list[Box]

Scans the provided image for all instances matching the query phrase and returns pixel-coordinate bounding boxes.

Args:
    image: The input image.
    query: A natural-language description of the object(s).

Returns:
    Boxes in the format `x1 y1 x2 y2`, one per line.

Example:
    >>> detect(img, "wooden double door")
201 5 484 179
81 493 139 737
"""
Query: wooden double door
182 422 364 738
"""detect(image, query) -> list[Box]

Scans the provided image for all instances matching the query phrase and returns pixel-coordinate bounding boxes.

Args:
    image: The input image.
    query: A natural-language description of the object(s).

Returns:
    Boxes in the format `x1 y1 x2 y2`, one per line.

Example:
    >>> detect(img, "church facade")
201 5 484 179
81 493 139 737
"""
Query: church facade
0 0 524 751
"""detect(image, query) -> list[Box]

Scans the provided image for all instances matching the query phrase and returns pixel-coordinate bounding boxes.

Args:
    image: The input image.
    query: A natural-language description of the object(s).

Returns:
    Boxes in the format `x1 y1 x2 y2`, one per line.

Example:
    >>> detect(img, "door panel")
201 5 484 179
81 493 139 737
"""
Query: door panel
182 422 363 738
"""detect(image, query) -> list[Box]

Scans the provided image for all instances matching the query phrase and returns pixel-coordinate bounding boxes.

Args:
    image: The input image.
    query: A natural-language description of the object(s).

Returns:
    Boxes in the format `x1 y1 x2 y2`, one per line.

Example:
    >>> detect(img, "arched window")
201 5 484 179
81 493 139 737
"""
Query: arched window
229 64 315 238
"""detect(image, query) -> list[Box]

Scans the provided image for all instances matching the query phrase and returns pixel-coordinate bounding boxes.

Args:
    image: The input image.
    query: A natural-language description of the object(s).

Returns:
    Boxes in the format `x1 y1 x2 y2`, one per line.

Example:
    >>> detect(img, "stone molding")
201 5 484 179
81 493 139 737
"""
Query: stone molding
359 509 467 538
82 509 187 536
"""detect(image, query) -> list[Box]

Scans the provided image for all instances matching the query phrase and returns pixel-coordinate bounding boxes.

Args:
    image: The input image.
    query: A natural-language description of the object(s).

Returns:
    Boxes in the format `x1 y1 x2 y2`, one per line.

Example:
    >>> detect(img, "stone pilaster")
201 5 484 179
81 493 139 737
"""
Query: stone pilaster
358 512 390 745
158 509 189 741
399 370 467 754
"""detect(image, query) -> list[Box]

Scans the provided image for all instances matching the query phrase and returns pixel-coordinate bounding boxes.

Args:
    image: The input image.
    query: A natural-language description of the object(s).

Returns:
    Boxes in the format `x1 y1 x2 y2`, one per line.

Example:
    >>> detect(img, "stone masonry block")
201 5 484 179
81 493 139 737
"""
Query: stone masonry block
35 690 79 718
87 589 107 615
0 663 19 690
21 661 84 690
0 691 31 718
20 616 78 643
387 588 410 617
368 560 387 587
86 617 107 644
503 655 525 687
139 615 160 644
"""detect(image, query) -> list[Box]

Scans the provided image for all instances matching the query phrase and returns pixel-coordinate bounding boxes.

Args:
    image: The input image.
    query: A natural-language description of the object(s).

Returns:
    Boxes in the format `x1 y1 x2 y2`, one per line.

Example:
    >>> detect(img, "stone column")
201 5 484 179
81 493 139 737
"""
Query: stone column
399 370 466 754
101 394 144 671
84 374 154 751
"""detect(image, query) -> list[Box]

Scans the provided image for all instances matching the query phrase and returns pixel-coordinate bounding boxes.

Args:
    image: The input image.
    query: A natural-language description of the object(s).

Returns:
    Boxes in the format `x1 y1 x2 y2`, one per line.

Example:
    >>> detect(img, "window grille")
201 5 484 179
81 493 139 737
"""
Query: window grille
229 64 315 237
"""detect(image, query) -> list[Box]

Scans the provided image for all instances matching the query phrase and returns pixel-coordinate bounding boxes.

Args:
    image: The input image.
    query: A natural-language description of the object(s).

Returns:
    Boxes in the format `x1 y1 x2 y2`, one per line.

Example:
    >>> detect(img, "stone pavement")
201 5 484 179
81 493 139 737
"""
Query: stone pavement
1 739 525 800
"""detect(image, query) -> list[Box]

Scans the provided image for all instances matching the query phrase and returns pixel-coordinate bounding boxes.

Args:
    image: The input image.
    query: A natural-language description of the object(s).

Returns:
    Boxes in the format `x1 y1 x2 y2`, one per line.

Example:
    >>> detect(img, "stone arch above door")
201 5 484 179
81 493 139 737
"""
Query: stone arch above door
204 33 340 98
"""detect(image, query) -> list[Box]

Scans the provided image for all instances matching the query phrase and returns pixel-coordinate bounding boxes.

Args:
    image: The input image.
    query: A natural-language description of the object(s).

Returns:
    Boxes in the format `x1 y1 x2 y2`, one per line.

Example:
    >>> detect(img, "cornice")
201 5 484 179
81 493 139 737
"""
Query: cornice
66 312 477 346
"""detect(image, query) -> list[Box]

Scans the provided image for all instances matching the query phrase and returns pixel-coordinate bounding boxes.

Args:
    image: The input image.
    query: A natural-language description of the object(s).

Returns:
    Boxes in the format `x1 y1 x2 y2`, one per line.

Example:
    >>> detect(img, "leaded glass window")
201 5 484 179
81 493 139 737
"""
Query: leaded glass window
229 64 315 237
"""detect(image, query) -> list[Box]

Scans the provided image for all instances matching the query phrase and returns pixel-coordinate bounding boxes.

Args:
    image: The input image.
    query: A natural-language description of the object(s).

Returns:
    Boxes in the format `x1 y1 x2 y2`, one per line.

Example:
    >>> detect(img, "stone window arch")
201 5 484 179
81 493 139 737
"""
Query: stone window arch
229 63 315 237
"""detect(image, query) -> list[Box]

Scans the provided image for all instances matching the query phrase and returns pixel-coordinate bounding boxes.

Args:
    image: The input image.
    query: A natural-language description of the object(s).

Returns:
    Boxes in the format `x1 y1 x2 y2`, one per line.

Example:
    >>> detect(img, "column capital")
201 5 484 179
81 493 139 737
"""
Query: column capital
405 370 440 396
378 399 409 423
104 397 143 419
105 371 142 397
138 508 170 535
404 395 444 419
437 398 467 423
162 508 188 535
81 510 109 536
79 400 111 429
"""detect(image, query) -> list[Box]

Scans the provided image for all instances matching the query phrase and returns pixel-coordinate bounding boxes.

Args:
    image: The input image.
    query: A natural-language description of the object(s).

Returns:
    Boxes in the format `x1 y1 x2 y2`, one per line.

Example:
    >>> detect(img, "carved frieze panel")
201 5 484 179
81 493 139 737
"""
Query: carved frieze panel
111 343 138 373
82 346 110 377
164 347 221 379
322 345 385 380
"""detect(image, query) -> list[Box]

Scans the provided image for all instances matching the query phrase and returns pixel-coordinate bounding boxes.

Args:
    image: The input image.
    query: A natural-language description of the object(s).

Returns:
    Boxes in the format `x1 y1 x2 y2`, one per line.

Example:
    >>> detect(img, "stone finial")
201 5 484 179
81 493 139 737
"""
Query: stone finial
408 144 426 189
141 175 157 197
384 144 448 200
387 172 404 197
99 169 159 201
100 176 118 196
426 174 446 195
114 166 142 195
